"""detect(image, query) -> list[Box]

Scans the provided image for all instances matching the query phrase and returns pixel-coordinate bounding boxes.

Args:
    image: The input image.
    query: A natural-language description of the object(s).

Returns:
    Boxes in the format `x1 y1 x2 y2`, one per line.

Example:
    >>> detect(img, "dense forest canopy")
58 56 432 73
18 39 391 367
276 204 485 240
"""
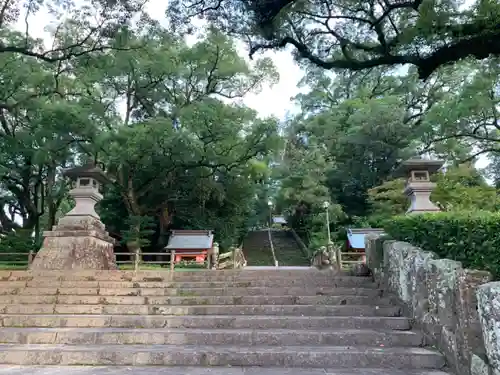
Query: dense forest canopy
169 0 500 79
0 0 498 258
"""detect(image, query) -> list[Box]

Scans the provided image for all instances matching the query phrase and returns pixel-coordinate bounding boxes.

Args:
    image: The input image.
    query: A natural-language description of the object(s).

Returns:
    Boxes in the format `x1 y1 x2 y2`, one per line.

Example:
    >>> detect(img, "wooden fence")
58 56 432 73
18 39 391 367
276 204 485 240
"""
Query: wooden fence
0 247 247 272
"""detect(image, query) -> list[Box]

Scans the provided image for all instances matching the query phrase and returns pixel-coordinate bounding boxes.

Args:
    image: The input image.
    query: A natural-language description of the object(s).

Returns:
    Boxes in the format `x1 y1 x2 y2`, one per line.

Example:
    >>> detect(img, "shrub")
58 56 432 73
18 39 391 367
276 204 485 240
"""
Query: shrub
384 211 500 279
0 230 38 268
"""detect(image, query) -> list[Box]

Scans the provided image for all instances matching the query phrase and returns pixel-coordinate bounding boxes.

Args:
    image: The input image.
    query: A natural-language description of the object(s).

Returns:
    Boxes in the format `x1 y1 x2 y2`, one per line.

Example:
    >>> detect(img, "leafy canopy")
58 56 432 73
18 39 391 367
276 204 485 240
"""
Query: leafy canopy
169 0 500 79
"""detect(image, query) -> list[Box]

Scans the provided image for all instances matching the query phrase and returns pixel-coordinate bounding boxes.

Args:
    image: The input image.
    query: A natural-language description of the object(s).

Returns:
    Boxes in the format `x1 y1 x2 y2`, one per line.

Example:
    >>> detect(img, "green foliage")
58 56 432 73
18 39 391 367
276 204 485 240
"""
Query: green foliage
171 0 500 78
0 230 38 265
368 179 407 219
432 164 500 211
0 16 280 253
384 212 500 279
367 165 500 222
121 216 156 249
174 260 207 269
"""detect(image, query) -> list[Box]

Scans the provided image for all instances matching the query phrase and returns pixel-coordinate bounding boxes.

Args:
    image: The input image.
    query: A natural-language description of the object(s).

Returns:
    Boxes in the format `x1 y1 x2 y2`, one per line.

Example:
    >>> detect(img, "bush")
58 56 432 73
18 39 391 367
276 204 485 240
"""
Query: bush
384 211 500 279
0 230 38 266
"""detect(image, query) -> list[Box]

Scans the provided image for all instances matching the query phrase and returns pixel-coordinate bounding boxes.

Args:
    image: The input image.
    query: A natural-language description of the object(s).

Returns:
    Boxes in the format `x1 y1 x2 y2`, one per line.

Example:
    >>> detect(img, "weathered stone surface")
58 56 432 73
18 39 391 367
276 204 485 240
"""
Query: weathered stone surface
0 314 413 330
0 344 446 368
470 354 490 375
456 270 492 371
0 327 424 347
0 269 446 370
0 303 403 316
365 234 387 283
1 294 391 306
366 235 492 375
477 282 500 375
0 367 450 375
30 181 117 271
30 234 116 270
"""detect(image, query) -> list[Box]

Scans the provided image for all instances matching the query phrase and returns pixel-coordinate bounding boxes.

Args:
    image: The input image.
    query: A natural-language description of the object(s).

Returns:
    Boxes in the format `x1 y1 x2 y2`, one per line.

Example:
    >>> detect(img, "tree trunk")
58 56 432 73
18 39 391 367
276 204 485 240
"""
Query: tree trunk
121 176 144 261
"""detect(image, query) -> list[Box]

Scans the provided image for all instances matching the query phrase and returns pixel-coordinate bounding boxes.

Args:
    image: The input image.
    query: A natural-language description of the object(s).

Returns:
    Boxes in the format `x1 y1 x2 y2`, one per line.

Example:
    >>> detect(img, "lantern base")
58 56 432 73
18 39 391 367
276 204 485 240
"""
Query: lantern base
31 215 117 270
31 231 117 270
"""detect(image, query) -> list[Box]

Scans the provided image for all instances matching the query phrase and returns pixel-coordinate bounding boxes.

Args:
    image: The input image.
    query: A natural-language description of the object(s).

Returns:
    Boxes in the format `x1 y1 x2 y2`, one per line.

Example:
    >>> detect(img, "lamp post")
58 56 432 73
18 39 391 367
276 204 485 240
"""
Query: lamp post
267 200 278 267
322 201 331 244
268 200 273 228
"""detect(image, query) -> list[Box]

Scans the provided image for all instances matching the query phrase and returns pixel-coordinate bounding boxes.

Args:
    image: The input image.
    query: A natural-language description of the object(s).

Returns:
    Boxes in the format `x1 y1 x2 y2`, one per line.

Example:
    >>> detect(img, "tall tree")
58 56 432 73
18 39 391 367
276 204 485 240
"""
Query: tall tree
0 0 146 61
170 0 500 78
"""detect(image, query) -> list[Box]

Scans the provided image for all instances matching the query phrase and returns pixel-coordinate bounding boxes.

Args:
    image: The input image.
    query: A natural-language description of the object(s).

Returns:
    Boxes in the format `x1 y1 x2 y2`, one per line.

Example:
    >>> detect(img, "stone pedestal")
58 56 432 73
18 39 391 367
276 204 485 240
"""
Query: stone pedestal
404 181 441 213
30 164 117 270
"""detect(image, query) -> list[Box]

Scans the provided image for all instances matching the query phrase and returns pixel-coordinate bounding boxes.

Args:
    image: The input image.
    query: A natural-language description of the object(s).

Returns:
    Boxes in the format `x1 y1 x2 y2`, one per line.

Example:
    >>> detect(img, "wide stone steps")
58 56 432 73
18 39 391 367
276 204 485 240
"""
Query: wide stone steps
2 269 360 281
0 367 452 375
0 295 390 305
0 269 447 370
0 314 413 329
1 304 402 316
0 327 423 346
3 286 384 297
5 279 379 288
0 344 446 368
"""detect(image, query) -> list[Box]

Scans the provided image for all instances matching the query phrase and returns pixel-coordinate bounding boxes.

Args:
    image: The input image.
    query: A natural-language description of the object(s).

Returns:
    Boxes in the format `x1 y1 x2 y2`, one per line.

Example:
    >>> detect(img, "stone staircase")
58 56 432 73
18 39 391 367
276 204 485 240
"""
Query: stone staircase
271 230 309 266
242 230 276 265
0 269 448 373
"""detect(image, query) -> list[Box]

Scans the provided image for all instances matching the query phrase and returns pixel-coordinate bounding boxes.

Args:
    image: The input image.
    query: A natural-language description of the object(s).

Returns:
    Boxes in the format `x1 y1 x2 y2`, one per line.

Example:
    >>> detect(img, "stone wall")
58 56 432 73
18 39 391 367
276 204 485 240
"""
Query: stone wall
365 234 499 375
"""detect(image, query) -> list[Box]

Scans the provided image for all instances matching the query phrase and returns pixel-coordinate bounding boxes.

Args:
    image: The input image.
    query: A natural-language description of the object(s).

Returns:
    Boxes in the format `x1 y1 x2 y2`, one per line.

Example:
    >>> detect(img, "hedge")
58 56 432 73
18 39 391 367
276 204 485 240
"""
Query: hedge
383 211 500 279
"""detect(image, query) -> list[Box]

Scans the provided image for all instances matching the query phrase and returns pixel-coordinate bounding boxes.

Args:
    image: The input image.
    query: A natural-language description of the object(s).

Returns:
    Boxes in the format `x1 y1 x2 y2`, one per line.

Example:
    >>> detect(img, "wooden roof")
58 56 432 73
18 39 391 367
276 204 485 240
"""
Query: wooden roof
165 230 214 249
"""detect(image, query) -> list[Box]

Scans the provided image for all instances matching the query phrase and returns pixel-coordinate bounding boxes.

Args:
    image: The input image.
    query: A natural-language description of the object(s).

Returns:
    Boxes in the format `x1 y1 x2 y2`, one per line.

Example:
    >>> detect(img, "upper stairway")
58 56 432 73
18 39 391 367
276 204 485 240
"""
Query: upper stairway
271 230 309 266
0 269 448 373
243 229 309 266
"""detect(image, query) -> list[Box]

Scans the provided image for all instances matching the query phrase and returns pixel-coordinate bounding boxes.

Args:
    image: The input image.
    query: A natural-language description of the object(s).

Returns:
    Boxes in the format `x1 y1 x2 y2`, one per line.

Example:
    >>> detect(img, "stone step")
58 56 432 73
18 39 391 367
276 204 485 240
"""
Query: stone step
6 287 383 297
0 367 452 375
0 327 424 347
0 270 367 283
5 279 378 289
0 344 446 368
1 314 412 330
0 295 392 306
0 304 402 316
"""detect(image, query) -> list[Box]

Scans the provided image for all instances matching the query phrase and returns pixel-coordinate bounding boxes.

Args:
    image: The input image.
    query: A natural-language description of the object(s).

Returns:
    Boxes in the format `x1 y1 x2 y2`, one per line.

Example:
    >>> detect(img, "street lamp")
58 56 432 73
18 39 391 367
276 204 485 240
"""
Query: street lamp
267 200 273 227
267 200 278 267
322 201 331 244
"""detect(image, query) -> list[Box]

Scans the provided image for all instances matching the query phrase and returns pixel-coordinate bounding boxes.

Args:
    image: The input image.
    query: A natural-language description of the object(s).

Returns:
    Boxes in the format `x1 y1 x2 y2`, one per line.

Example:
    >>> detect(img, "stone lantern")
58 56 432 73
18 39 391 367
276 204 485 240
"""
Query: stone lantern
62 164 107 219
30 163 117 270
396 156 445 214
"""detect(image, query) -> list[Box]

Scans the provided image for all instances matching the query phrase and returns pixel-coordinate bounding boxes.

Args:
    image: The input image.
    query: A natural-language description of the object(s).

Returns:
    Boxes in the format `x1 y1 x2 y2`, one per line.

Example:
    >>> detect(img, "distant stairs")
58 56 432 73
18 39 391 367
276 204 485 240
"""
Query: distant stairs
242 229 309 267
242 230 276 266
271 230 309 266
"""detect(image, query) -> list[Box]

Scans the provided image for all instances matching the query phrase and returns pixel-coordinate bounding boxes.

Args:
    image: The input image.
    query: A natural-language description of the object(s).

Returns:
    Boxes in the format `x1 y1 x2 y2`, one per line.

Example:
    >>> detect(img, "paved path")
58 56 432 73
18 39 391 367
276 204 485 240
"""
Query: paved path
0 367 447 375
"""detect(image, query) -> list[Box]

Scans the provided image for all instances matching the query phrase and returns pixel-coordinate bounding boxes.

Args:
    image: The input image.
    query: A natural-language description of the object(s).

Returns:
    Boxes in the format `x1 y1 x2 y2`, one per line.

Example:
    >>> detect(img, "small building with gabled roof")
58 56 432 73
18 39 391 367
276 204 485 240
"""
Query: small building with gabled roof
346 228 385 251
272 216 287 225
165 230 214 264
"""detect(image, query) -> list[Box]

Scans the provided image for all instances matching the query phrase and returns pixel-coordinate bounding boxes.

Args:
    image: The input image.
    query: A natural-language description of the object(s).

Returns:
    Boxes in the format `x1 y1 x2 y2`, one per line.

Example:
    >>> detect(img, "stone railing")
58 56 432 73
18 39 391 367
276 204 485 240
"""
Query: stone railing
365 234 499 375
216 246 246 270
289 228 310 258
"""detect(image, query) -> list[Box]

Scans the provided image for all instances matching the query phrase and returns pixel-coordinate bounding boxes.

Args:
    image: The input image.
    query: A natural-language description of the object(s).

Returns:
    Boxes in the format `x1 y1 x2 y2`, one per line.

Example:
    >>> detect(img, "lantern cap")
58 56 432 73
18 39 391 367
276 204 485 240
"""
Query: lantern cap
394 157 444 177
62 162 109 184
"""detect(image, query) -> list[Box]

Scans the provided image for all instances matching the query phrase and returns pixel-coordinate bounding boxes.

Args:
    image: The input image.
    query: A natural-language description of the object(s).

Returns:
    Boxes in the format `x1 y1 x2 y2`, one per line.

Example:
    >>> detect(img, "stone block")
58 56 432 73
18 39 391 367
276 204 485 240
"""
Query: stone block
31 234 116 270
471 354 490 375
455 269 492 371
373 238 492 375
477 282 500 375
